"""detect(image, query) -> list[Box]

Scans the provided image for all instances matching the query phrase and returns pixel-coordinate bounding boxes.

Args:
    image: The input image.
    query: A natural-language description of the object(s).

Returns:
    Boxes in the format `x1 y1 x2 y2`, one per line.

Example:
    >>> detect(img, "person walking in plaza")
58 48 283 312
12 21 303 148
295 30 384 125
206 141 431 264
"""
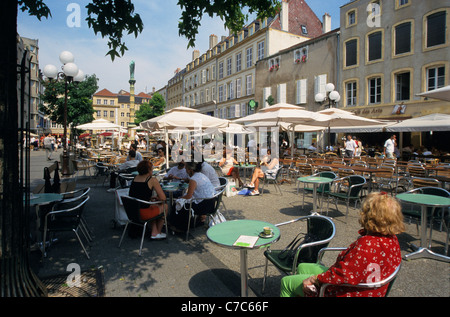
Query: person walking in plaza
354 136 363 157
43 133 54 160
383 134 397 159
344 135 357 158
280 191 404 297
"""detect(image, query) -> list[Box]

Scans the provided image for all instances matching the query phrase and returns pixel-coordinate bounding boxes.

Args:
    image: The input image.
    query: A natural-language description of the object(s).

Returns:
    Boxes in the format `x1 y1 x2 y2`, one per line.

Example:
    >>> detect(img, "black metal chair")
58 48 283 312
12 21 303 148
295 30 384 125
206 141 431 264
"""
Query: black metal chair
316 247 401 297
185 190 225 241
260 167 283 196
118 196 167 256
41 195 91 259
95 162 110 187
327 175 366 220
262 215 336 293
58 187 93 241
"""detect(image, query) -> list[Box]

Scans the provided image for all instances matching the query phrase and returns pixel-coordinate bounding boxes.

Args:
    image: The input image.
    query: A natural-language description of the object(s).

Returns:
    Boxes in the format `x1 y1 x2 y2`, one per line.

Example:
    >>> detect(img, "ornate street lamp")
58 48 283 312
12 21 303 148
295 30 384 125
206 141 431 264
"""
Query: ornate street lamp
314 83 340 108
315 83 341 150
43 51 83 175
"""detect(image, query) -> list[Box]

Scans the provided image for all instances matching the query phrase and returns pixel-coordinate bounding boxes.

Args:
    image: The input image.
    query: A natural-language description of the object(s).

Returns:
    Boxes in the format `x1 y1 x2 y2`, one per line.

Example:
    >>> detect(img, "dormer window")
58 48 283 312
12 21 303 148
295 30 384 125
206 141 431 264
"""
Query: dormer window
301 25 308 35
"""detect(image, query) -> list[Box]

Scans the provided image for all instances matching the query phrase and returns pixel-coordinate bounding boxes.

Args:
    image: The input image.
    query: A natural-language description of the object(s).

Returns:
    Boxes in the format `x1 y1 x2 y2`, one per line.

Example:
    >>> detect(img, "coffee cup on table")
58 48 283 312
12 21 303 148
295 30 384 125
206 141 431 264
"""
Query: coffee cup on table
263 227 272 235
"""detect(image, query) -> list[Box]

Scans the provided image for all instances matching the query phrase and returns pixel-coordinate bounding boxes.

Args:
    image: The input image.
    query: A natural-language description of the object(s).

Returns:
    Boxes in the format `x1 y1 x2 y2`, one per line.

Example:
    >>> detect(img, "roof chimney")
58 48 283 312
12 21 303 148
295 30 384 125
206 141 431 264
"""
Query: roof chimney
209 34 218 49
281 0 289 32
323 13 331 33
192 49 200 61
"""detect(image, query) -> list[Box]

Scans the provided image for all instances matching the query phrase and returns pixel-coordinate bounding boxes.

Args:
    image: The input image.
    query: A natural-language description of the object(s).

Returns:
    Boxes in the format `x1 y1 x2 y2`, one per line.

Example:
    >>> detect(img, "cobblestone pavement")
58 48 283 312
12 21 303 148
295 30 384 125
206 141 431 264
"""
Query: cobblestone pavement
29 149 450 298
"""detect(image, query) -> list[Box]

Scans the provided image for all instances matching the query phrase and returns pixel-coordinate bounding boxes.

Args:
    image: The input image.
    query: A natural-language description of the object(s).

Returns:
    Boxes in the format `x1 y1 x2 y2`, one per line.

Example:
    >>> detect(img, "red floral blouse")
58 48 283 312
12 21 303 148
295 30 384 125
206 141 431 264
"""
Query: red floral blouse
316 230 402 297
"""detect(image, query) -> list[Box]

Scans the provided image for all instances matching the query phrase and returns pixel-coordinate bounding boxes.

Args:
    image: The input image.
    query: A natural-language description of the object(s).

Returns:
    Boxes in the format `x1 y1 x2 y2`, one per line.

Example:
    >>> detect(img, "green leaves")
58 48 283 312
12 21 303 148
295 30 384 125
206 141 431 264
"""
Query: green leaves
86 0 144 61
134 93 166 125
39 74 99 127
18 0 51 20
177 0 281 48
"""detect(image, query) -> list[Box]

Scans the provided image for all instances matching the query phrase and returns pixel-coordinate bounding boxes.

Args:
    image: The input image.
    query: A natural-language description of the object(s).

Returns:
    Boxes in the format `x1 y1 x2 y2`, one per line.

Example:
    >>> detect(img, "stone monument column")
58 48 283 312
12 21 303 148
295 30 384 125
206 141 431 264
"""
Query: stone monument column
129 60 136 126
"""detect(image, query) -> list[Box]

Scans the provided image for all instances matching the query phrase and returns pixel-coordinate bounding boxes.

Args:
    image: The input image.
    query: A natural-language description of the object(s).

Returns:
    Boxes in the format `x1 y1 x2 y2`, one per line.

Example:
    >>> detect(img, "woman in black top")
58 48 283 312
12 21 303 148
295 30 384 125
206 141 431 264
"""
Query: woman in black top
129 160 168 239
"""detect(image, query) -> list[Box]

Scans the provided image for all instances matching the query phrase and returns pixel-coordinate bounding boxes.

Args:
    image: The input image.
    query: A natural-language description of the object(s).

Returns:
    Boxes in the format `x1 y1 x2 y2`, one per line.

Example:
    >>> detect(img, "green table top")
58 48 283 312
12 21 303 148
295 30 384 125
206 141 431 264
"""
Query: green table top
207 219 280 249
161 181 188 191
297 176 334 184
396 193 450 207
234 164 256 168
27 193 63 206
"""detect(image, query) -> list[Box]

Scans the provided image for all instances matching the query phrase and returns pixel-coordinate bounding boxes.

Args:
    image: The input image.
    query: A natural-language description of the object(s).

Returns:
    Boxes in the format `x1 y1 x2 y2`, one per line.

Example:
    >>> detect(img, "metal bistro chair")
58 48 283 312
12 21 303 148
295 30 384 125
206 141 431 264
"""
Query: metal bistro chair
41 195 91 259
185 190 224 241
401 187 450 248
316 247 401 297
262 215 336 293
260 167 283 196
95 162 110 187
118 196 168 256
59 187 93 241
327 175 366 221
216 177 228 215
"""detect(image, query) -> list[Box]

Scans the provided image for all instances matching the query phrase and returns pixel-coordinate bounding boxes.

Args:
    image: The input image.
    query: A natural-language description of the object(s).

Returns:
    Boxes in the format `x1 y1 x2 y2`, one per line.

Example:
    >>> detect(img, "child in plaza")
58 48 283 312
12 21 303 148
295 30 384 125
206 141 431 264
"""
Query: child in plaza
280 191 404 297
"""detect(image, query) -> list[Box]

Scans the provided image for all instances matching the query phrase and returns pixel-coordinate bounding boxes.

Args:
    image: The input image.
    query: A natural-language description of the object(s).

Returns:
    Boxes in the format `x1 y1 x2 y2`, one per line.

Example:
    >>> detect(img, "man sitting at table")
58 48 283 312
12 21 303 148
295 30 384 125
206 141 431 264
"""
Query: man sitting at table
107 149 140 192
245 149 280 196
164 159 189 182
127 143 143 162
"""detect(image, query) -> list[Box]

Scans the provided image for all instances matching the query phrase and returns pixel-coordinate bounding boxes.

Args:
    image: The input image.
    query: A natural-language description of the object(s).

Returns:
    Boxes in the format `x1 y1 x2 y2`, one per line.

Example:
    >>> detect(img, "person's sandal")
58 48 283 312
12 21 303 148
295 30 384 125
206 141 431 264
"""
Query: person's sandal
249 190 259 196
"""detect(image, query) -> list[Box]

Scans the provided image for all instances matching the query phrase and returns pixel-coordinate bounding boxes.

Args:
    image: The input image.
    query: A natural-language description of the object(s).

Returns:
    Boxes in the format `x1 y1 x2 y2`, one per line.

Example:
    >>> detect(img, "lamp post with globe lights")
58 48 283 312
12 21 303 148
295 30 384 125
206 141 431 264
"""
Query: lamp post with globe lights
43 51 84 175
315 83 341 150
314 83 341 108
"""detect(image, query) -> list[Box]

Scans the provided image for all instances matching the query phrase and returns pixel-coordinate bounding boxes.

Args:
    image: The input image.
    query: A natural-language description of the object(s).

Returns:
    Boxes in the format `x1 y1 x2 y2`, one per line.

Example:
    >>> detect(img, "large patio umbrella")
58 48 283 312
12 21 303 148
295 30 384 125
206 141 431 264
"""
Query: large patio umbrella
75 118 122 130
234 103 329 126
386 113 450 132
312 108 385 148
140 106 230 167
417 85 450 102
234 103 331 157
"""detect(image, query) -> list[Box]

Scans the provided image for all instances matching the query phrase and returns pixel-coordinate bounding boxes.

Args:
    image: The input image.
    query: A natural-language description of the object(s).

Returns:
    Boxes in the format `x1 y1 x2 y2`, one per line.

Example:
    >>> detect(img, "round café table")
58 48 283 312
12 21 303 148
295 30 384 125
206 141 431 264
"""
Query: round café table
207 219 280 297
396 193 450 262
234 164 256 183
297 176 334 215
26 193 64 253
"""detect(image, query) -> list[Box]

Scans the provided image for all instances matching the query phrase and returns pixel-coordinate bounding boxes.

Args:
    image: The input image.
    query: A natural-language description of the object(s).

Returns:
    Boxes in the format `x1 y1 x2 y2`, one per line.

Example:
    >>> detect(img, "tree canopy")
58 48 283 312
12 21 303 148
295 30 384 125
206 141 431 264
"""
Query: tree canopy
39 74 98 128
134 92 166 125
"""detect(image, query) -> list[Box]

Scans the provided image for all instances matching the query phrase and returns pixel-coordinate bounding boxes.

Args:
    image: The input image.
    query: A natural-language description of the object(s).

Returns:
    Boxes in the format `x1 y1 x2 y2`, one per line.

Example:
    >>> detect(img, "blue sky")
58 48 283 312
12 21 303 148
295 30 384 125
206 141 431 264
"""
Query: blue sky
18 0 349 95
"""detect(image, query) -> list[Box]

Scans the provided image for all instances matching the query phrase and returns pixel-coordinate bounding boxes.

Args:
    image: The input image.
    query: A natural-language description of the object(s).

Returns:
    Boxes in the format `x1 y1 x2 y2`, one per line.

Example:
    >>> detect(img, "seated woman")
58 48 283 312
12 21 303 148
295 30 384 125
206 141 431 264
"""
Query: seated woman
152 148 166 170
246 149 279 196
129 160 168 240
218 146 243 188
280 192 404 297
168 161 216 233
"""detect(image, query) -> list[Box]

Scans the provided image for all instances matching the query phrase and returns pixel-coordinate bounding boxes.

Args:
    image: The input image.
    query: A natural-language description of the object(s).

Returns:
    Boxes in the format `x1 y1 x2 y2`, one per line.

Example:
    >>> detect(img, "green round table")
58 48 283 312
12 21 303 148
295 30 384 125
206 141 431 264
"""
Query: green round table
234 164 256 183
396 193 450 262
297 176 334 215
207 219 280 297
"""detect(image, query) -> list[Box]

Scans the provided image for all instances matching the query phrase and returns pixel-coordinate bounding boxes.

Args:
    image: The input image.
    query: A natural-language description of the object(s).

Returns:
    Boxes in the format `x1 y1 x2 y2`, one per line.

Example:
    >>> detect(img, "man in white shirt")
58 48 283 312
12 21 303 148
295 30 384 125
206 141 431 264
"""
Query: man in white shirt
383 135 396 159
344 135 357 158
165 160 189 181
